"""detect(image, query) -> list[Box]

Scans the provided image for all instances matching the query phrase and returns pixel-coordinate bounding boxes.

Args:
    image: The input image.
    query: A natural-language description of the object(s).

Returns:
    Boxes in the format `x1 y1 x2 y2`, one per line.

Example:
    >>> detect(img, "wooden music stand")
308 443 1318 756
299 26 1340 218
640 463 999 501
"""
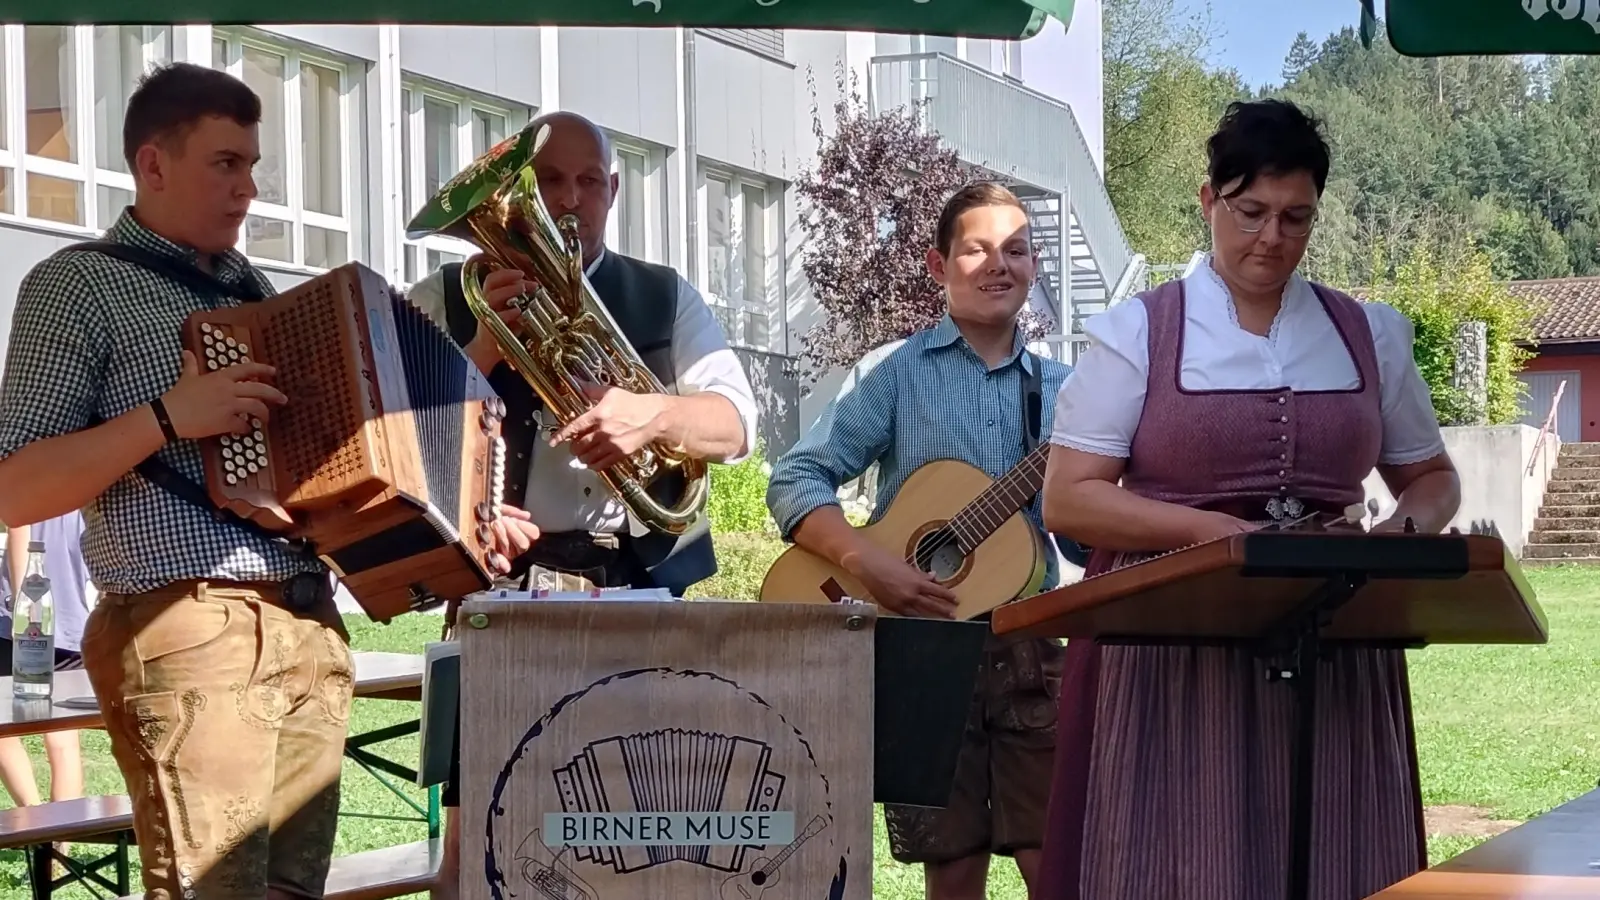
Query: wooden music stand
991 531 1548 900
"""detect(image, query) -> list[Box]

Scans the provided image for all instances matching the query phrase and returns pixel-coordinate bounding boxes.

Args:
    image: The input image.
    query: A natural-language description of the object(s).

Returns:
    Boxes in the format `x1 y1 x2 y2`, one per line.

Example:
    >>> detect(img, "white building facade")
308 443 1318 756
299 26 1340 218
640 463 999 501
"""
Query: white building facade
0 10 1137 456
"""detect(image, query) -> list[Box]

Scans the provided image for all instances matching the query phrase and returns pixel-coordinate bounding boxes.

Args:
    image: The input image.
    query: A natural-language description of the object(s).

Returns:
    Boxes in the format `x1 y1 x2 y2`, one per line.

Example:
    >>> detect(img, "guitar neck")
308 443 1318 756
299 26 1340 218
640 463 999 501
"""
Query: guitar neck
761 818 825 875
947 443 1050 553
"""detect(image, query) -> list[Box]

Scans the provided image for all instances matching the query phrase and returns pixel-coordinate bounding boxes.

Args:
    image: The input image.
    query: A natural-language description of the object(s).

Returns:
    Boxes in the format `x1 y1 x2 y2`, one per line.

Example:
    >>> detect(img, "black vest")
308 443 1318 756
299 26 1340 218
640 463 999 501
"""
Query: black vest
438 252 718 595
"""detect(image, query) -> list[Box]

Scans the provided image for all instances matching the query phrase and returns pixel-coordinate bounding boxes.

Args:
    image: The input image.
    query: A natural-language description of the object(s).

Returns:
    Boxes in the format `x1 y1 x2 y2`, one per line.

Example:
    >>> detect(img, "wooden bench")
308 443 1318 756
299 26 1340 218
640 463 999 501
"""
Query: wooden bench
0 794 135 898
111 838 443 900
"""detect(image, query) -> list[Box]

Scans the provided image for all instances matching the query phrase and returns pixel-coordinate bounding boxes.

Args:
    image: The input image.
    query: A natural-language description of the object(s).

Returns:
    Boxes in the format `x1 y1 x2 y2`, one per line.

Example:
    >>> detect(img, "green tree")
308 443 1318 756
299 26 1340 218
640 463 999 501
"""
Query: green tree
1281 32 1319 84
1101 0 1245 266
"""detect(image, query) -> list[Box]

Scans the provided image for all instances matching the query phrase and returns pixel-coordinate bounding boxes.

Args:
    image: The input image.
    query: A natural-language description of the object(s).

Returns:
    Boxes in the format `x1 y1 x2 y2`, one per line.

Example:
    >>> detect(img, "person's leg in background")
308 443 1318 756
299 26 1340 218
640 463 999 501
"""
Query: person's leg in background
0 736 42 807
0 639 42 807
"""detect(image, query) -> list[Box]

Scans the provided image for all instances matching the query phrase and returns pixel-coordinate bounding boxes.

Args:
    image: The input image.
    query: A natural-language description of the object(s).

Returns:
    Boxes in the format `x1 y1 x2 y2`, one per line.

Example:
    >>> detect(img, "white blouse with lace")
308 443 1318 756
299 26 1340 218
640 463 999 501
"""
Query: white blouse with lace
1049 255 1447 467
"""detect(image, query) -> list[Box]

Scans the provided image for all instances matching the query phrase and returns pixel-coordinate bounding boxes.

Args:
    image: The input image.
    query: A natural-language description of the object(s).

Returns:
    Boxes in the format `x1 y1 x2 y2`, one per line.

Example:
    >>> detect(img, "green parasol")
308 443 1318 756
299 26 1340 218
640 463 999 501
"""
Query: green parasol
0 0 1072 38
1363 0 1600 56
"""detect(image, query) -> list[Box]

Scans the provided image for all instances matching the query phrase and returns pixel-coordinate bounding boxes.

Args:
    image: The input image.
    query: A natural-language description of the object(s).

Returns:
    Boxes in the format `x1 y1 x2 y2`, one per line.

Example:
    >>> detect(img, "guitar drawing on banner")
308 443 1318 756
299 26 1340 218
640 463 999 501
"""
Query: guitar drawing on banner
758 444 1051 620
718 815 828 900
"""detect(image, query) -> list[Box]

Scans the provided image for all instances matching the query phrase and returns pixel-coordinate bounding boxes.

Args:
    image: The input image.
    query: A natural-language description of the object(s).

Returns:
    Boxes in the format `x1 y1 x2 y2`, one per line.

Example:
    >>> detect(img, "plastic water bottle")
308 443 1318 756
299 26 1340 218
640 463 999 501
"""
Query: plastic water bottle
12 541 55 699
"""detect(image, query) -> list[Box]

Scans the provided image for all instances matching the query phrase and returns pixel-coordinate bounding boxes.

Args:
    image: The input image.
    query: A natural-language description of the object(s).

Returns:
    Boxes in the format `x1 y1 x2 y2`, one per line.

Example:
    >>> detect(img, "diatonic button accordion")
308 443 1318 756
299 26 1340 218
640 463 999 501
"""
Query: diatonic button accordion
181 261 508 623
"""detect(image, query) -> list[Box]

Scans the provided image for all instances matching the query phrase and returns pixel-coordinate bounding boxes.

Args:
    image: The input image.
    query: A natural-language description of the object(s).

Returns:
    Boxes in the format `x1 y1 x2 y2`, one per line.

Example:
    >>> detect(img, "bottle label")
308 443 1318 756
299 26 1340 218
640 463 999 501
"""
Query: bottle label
14 630 52 682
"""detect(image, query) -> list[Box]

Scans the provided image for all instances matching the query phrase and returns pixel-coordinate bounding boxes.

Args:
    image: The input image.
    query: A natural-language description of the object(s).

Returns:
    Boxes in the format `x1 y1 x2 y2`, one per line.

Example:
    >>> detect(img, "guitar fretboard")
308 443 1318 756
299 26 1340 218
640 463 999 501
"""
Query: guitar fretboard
944 444 1050 553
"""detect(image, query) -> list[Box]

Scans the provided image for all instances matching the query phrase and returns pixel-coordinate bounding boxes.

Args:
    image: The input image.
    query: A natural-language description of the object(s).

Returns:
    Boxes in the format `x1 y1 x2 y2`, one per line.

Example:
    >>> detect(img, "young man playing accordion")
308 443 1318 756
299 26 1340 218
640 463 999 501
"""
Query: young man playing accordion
0 63 536 900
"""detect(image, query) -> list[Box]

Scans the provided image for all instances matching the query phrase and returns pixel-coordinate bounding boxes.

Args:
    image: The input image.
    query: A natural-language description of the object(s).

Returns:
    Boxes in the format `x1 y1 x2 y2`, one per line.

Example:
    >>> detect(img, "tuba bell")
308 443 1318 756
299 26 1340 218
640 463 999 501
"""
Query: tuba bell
405 122 708 536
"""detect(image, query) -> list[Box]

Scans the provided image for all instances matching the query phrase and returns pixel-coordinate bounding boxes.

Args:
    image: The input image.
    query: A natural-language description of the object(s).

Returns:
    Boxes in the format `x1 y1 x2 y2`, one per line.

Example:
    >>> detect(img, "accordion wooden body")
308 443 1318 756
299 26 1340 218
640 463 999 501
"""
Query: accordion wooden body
180 262 507 623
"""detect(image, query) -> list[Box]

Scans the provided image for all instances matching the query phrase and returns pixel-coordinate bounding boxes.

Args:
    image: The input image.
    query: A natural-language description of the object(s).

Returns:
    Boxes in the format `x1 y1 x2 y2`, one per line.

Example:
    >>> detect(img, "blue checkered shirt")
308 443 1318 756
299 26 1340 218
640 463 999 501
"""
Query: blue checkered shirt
767 314 1072 592
0 211 326 594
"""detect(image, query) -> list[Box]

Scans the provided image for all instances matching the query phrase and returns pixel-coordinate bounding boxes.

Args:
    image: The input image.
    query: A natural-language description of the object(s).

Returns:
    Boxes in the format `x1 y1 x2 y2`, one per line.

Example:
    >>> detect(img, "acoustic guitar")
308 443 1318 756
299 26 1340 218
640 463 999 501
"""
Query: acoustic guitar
758 444 1050 620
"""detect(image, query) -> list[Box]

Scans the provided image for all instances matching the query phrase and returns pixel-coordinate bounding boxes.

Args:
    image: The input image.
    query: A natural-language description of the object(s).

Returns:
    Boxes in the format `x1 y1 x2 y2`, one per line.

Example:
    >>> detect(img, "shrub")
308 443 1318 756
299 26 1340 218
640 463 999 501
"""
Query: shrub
705 444 777 535
1365 240 1536 426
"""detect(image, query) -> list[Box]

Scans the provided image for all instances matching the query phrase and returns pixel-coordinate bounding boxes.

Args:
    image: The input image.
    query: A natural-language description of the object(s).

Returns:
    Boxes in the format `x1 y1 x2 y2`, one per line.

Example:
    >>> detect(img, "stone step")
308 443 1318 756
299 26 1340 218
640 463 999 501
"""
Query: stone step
1551 466 1600 481
1535 516 1600 530
1537 504 1600 518
1544 491 1600 507
1549 480 1600 493
1560 442 1600 458
1527 529 1600 544
1521 557 1600 567
1525 542 1600 559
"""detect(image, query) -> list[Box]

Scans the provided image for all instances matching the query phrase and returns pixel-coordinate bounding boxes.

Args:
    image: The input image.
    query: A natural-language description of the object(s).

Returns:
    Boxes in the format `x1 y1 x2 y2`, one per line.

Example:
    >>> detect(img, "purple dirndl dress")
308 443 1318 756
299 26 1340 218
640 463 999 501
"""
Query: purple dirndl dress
1036 280 1428 900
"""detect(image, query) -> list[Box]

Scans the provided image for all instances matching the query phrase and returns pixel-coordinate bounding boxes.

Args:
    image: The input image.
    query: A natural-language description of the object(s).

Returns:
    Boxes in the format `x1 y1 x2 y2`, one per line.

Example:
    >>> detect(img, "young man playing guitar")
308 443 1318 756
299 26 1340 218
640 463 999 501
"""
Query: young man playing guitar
765 182 1070 899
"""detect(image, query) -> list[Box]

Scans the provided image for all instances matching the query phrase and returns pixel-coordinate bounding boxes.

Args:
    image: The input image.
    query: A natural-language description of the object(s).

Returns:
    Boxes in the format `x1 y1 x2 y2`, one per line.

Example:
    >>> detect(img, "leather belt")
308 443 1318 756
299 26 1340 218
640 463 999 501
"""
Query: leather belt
524 530 624 574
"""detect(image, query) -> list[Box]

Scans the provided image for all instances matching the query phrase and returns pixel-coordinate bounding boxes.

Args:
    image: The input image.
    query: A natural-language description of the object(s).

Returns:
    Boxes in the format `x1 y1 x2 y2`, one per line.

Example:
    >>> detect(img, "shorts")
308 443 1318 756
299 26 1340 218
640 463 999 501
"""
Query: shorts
882 636 1065 865
0 638 84 672
82 580 354 900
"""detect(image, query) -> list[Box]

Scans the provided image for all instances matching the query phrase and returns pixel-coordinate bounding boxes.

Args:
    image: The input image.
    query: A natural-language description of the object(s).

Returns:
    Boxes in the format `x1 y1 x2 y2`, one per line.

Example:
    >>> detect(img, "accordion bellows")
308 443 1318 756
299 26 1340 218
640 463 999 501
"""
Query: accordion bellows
181 262 507 622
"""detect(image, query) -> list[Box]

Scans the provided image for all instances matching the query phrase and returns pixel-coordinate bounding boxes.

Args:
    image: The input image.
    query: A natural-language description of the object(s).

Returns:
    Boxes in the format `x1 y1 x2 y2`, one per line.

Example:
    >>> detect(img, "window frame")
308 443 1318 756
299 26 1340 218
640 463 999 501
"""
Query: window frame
211 28 357 272
697 165 781 352
397 79 527 287
605 135 667 266
0 25 172 233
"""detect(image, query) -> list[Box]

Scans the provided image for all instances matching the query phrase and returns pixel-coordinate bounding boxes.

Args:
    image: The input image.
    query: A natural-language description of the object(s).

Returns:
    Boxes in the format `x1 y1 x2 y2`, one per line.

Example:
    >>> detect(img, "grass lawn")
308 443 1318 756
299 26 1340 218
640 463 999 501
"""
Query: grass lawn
0 542 1593 900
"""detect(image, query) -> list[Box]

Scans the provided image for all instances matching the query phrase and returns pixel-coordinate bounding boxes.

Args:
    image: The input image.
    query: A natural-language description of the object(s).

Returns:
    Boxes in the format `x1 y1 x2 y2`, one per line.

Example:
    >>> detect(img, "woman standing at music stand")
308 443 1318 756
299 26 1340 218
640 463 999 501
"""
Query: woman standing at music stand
1034 98 1461 900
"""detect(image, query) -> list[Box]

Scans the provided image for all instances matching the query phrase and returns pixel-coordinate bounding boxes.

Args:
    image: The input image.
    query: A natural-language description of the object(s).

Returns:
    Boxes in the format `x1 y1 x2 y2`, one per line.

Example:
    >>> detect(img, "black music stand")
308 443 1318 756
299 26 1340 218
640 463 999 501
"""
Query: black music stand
418 612 991 810
992 530 1547 900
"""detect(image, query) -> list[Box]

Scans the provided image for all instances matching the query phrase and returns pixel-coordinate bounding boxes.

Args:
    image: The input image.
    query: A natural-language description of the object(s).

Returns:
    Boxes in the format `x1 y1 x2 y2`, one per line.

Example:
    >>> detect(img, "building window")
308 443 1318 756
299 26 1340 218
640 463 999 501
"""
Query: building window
398 83 524 286
701 169 778 351
0 26 171 230
698 29 785 60
212 30 355 270
605 139 665 265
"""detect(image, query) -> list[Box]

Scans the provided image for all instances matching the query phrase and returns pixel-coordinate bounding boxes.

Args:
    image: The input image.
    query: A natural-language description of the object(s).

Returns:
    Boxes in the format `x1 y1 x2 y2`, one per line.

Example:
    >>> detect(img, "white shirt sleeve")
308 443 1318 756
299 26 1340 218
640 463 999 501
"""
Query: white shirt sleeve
1047 299 1151 458
405 269 451 332
670 276 760 465
1366 301 1448 466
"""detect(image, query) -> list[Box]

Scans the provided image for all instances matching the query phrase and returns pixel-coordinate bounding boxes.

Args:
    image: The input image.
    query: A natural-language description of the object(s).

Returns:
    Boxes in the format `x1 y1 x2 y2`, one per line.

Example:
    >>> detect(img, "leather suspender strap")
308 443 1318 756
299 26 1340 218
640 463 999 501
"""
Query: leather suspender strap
1019 349 1044 454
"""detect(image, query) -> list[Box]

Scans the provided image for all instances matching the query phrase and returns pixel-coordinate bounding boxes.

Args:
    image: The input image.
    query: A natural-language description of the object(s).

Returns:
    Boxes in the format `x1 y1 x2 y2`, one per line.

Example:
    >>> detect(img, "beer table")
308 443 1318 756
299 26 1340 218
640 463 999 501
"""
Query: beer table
1370 788 1600 898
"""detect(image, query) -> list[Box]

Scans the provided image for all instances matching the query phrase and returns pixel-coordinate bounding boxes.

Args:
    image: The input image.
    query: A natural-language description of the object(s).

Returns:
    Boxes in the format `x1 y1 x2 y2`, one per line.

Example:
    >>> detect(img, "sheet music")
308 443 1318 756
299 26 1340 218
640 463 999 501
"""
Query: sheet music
472 587 679 602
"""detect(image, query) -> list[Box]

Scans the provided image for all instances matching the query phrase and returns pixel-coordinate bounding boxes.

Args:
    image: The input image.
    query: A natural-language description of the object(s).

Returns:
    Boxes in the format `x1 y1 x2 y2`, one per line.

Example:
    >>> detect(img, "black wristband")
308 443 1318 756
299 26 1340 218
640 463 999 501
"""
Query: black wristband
149 397 180 444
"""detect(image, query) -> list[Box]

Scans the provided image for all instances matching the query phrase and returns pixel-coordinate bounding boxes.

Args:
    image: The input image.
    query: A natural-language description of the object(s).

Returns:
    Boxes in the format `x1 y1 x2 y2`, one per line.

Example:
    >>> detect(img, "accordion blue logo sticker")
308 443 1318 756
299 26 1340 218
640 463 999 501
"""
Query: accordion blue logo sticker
484 667 848 900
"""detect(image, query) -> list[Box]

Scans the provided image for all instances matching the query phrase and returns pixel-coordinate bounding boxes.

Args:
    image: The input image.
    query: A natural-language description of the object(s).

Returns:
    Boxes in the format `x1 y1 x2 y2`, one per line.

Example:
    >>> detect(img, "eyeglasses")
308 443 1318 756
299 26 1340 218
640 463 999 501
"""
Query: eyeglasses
1220 196 1318 238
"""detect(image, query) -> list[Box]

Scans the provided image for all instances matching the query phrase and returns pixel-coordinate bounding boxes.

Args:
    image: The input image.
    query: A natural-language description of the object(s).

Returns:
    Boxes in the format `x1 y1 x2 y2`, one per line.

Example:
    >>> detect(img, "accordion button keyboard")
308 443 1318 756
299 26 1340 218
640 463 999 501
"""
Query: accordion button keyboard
198 322 272 488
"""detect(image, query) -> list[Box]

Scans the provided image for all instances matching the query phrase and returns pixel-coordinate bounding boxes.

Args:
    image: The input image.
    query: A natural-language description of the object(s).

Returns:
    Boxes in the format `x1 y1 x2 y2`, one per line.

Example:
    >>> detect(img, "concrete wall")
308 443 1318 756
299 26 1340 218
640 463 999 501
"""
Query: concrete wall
1361 424 1557 558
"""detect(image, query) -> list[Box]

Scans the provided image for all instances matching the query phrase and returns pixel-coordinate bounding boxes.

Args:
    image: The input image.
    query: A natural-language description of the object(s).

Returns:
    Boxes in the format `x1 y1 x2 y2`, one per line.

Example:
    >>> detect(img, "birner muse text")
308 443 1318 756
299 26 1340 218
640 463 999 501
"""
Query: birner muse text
544 812 797 847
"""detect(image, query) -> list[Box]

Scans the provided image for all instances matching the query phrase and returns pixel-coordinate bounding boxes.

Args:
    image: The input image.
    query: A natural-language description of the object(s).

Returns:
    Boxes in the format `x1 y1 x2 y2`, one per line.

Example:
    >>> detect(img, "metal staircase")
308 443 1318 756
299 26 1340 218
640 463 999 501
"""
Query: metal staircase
868 51 1149 364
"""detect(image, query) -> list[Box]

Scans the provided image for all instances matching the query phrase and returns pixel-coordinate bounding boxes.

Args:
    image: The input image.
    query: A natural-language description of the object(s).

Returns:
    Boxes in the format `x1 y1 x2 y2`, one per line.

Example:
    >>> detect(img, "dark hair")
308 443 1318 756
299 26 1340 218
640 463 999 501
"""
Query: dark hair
1206 99 1330 198
934 181 1028 255
123 62 261 171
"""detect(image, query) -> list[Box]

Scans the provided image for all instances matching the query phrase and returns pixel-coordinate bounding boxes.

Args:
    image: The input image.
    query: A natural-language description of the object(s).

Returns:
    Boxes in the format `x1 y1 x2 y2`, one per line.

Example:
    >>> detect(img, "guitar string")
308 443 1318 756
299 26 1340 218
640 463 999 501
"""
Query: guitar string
906 449 1049 571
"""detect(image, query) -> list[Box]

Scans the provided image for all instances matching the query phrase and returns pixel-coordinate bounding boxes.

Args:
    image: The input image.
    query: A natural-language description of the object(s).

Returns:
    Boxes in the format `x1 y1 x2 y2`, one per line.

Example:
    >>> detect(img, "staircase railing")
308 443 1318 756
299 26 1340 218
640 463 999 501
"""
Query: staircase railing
1525 379 1566 478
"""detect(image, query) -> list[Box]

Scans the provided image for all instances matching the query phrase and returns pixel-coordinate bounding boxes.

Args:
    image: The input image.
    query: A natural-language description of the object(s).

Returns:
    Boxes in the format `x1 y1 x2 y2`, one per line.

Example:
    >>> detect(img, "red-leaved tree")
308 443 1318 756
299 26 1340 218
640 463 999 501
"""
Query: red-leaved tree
795 69 1050 382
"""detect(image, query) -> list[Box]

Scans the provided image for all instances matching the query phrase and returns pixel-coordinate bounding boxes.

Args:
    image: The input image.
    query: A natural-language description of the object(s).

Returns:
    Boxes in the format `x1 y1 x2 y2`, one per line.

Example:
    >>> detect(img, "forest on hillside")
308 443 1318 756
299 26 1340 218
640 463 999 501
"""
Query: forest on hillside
1105 0 1600 290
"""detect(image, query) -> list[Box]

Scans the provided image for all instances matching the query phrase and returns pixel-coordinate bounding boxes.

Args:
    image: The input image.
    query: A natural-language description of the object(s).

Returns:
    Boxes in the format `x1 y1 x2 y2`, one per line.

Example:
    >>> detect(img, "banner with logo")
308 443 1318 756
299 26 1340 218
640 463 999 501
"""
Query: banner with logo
1382 0 1600 56
458 599 876 900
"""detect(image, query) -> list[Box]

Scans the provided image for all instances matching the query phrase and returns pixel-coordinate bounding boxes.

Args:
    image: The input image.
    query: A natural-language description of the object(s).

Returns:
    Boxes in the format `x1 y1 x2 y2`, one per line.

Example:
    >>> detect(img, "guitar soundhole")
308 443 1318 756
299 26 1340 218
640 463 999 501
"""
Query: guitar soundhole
751 872 768 886
912 528 966 581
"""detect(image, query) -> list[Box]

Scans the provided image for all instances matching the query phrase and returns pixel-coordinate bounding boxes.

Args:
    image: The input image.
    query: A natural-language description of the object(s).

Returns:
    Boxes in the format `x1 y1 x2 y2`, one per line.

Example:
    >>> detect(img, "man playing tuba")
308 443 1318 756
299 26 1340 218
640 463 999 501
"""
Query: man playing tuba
404 109 759 900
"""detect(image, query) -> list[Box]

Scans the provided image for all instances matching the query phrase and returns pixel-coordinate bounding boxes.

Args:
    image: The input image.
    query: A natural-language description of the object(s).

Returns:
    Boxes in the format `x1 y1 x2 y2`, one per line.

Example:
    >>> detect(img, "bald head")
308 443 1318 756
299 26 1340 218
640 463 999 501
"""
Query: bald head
531 111 614 174
528 110 618 264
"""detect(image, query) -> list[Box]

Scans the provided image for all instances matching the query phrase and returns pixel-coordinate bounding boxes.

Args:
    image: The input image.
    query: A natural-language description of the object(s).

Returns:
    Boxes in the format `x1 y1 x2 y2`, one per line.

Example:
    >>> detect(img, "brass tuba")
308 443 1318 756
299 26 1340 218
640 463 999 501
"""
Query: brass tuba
405 123 708 535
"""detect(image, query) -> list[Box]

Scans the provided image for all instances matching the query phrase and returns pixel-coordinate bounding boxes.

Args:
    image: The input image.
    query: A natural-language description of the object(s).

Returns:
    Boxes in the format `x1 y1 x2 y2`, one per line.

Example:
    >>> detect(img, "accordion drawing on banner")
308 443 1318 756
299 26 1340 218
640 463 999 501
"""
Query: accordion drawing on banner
180 262 508 623
552 729 787 875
